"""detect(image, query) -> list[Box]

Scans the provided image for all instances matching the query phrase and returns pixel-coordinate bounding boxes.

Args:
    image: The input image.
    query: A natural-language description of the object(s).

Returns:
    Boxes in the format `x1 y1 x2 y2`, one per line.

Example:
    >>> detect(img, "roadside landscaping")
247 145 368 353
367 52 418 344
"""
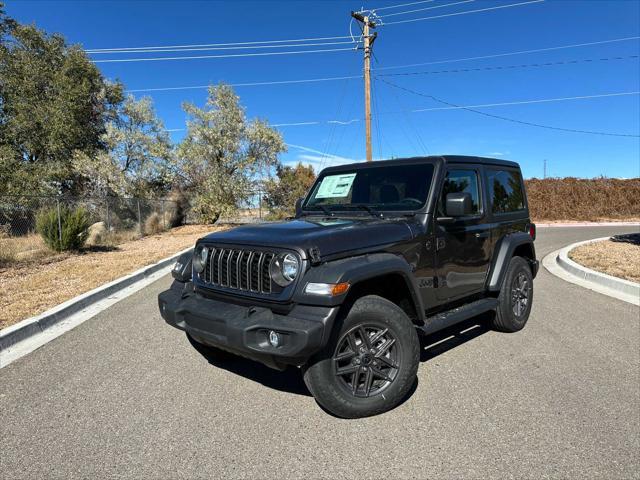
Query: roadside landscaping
0 224 225 330
569 234 640 284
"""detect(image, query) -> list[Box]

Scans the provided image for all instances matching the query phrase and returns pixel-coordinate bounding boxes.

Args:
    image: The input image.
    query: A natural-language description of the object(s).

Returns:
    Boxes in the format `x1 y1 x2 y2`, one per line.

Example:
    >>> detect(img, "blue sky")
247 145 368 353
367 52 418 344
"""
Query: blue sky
7 0 640 178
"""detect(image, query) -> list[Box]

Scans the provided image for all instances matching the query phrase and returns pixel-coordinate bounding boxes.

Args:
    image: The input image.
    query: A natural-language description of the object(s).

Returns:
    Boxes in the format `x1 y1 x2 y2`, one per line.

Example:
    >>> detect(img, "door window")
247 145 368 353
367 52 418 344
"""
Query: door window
438 169 481 216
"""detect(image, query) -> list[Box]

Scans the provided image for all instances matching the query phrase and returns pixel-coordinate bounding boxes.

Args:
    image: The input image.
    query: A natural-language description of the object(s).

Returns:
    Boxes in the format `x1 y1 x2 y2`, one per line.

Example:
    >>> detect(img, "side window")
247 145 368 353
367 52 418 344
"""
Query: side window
439 169 481 216
487 169 525 213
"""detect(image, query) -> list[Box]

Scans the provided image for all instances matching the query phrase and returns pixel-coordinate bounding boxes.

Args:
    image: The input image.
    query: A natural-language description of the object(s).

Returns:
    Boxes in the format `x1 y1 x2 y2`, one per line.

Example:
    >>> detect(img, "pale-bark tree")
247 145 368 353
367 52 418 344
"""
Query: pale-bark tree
177 84 285 223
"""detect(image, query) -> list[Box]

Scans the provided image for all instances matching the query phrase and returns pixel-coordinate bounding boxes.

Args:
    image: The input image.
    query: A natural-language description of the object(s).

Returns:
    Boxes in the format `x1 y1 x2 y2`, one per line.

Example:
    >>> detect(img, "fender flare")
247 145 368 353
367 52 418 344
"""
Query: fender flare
487 232 536 291
293 253 426 323
171 249 194 283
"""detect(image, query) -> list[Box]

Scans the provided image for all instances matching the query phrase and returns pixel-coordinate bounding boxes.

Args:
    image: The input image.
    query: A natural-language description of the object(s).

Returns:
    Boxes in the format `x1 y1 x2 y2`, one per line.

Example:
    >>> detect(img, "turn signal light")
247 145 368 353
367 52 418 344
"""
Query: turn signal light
305 282 351 296
331 282 350 296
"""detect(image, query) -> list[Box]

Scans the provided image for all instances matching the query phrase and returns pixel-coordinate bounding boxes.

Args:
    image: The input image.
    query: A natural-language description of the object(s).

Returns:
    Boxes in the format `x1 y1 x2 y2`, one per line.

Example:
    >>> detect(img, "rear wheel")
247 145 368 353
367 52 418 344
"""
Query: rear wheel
490 256 533 332
303 295 420 418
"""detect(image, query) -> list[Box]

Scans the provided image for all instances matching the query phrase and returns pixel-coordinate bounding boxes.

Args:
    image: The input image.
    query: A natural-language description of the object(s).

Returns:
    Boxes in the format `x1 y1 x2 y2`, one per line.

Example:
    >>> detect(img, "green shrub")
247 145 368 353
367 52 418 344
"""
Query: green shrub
36 206 90 251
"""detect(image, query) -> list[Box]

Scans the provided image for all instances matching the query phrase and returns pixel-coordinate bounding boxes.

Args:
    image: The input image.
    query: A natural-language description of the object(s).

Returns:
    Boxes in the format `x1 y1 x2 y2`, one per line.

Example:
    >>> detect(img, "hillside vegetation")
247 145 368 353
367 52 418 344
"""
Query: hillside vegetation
525 177 640 221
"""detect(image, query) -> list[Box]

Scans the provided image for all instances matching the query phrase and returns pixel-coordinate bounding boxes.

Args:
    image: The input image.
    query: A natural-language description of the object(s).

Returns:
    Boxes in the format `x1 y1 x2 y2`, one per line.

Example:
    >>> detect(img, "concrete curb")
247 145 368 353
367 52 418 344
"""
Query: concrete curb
543 236 640 306
0 247 192 355
536 222 640 228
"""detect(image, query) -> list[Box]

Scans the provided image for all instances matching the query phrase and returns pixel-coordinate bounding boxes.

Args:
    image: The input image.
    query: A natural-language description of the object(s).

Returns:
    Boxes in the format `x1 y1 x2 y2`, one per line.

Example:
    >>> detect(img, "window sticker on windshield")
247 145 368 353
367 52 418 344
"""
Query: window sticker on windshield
315 173 356 198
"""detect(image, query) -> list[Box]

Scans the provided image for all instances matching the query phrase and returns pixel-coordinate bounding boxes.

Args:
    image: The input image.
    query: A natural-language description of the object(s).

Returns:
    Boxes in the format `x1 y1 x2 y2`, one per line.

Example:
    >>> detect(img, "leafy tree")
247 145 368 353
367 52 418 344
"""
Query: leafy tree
0 7 123 195
177 84 285 223
74 95 173 197
263 162 316 219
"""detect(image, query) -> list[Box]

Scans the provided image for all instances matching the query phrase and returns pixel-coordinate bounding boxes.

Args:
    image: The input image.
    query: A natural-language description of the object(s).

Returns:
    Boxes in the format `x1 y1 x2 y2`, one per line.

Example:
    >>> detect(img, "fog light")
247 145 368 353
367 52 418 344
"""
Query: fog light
268 330 281 348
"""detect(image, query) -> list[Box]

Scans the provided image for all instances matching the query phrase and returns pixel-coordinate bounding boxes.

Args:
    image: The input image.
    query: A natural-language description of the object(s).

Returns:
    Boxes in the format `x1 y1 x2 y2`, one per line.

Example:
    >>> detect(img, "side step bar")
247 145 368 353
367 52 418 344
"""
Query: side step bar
418 298 498 336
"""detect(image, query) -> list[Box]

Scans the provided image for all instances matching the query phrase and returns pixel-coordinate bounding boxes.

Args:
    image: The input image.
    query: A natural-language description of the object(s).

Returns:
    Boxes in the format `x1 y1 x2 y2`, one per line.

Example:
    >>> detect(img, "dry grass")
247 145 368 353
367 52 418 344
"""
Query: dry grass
0 224 226 330
569 239 640 283
526 177 640 222
0 234 58 267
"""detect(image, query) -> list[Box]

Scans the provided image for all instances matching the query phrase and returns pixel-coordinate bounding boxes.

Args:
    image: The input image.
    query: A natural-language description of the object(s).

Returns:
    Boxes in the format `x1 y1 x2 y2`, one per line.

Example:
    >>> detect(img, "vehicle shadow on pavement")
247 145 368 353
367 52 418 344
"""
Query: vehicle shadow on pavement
189 315 491 409
192 348 312 397
419 314 491 362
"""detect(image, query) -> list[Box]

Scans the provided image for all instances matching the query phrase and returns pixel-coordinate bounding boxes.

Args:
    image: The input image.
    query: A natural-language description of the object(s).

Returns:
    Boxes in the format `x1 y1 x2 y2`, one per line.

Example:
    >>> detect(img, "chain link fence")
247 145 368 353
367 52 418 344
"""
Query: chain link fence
0 192 270 265
0 195 182 264
218 190 268 224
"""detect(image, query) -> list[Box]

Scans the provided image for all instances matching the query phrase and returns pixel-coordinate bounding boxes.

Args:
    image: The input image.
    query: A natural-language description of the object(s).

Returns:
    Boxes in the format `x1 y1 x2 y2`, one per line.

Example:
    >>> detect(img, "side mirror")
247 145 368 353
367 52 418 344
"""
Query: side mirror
295 197 304 218
445 192 473 217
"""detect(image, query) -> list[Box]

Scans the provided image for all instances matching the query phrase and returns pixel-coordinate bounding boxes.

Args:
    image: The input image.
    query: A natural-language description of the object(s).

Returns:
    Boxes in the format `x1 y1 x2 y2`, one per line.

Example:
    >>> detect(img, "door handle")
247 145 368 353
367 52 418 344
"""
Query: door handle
475 232 489 239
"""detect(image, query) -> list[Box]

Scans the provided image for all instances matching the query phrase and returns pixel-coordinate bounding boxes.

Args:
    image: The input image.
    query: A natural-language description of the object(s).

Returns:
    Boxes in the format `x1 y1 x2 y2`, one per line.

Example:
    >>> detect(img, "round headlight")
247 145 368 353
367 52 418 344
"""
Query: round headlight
282 253 299 281
193 245 208 273
270 253 300 286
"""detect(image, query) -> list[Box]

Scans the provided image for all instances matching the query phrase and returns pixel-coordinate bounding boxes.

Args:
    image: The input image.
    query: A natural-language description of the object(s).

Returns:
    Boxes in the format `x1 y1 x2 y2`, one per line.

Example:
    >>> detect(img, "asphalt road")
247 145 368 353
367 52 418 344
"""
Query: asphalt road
1 226 639 479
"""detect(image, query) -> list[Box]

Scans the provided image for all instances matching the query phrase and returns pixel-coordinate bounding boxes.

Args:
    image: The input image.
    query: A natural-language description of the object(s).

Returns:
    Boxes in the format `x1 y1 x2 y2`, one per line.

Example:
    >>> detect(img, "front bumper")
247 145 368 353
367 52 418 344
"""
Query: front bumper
158 281 339 369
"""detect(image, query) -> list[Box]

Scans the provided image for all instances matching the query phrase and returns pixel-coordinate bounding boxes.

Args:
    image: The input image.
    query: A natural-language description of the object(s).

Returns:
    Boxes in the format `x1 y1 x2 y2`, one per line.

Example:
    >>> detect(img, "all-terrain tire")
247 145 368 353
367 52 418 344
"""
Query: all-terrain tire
303 295 420 418
490 256 533 333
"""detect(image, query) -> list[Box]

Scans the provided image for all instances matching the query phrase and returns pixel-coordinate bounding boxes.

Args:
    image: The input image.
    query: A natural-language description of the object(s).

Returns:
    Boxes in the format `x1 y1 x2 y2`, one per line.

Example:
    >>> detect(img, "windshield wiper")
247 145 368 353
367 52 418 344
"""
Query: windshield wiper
317 205 334 217
355 204 382 218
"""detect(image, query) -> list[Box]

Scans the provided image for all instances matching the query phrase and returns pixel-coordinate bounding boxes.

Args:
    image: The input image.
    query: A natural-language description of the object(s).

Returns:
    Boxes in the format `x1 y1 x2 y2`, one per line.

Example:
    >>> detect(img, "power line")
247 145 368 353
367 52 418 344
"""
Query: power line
85 35 355 52
93 47 356 63
319 77 352 170
267 91 640 128
88 40 358 55
409 92 640 112
377 77 640 137
382 0 544 25
379 0 475 18
377 76 430 154
377 55 640 77
369 0 435 12
371 77 383 159
374 36 640 71
125 49 638 94
127 75 363 93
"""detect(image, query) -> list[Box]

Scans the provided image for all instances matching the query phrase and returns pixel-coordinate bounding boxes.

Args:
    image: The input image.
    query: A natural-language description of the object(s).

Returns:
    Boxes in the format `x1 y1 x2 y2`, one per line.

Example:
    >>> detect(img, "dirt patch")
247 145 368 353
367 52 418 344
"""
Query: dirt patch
569 237 640 283
0 225 226 330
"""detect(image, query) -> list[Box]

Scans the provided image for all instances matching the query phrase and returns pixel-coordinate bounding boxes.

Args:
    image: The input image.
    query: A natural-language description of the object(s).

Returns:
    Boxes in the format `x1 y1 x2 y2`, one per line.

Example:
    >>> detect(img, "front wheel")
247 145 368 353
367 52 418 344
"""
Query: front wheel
303 295 420 418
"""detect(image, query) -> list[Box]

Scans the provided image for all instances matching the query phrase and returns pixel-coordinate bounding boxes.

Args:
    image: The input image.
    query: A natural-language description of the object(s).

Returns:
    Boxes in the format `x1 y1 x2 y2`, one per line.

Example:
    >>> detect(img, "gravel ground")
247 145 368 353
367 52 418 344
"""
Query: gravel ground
570 237 640 283
0 225 223 329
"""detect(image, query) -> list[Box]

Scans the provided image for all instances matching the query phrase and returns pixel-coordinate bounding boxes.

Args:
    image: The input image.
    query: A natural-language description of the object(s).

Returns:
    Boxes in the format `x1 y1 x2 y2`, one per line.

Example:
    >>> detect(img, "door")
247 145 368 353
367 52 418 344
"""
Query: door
435 167 492 301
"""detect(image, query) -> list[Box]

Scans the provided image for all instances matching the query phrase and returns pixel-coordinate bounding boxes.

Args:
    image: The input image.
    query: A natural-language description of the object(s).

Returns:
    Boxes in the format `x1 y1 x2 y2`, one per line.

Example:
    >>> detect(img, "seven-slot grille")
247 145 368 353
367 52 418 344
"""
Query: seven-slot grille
200 247 276 294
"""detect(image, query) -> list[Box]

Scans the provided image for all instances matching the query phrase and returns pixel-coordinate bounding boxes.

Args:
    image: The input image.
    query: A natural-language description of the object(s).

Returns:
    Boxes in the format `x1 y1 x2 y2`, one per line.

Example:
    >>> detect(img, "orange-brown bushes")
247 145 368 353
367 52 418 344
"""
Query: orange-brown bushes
525 177 640 221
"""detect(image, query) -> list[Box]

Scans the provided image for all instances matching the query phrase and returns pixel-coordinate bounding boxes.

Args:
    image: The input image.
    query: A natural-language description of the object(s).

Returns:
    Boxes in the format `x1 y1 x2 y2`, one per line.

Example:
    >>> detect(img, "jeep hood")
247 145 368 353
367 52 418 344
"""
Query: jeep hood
201 217 414 259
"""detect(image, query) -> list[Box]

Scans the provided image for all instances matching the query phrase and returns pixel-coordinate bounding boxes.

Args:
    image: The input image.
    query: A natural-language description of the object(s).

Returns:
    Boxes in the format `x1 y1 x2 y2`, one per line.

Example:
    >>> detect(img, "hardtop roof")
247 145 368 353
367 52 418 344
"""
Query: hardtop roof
321 155 520 173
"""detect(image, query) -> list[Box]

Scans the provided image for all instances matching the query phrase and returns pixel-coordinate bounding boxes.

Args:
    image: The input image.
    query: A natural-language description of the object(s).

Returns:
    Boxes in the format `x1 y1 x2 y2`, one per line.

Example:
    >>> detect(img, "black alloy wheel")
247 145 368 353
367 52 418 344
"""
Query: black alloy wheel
511 271 530 317
333 324 400 398
303 295 420 418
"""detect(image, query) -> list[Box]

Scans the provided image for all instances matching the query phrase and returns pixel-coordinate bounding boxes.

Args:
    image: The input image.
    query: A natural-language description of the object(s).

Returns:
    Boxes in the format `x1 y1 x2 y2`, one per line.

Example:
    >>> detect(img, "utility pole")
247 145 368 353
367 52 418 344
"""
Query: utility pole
351 11 377 162
543 159 547 179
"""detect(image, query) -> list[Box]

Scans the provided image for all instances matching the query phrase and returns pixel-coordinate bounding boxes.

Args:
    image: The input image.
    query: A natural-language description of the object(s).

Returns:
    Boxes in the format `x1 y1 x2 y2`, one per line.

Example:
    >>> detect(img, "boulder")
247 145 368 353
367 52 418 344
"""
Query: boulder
86 221 107 246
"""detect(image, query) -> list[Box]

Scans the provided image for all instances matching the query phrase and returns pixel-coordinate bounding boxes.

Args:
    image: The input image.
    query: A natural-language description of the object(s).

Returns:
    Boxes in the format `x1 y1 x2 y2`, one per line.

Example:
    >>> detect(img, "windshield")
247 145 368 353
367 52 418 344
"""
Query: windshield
303 163 435 212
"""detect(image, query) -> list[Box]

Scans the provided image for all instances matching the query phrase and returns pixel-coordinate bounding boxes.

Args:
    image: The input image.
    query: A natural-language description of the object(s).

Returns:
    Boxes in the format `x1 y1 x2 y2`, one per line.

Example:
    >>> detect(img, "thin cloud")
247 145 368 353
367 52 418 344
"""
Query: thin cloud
285 143 360 169
327 119 360 125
